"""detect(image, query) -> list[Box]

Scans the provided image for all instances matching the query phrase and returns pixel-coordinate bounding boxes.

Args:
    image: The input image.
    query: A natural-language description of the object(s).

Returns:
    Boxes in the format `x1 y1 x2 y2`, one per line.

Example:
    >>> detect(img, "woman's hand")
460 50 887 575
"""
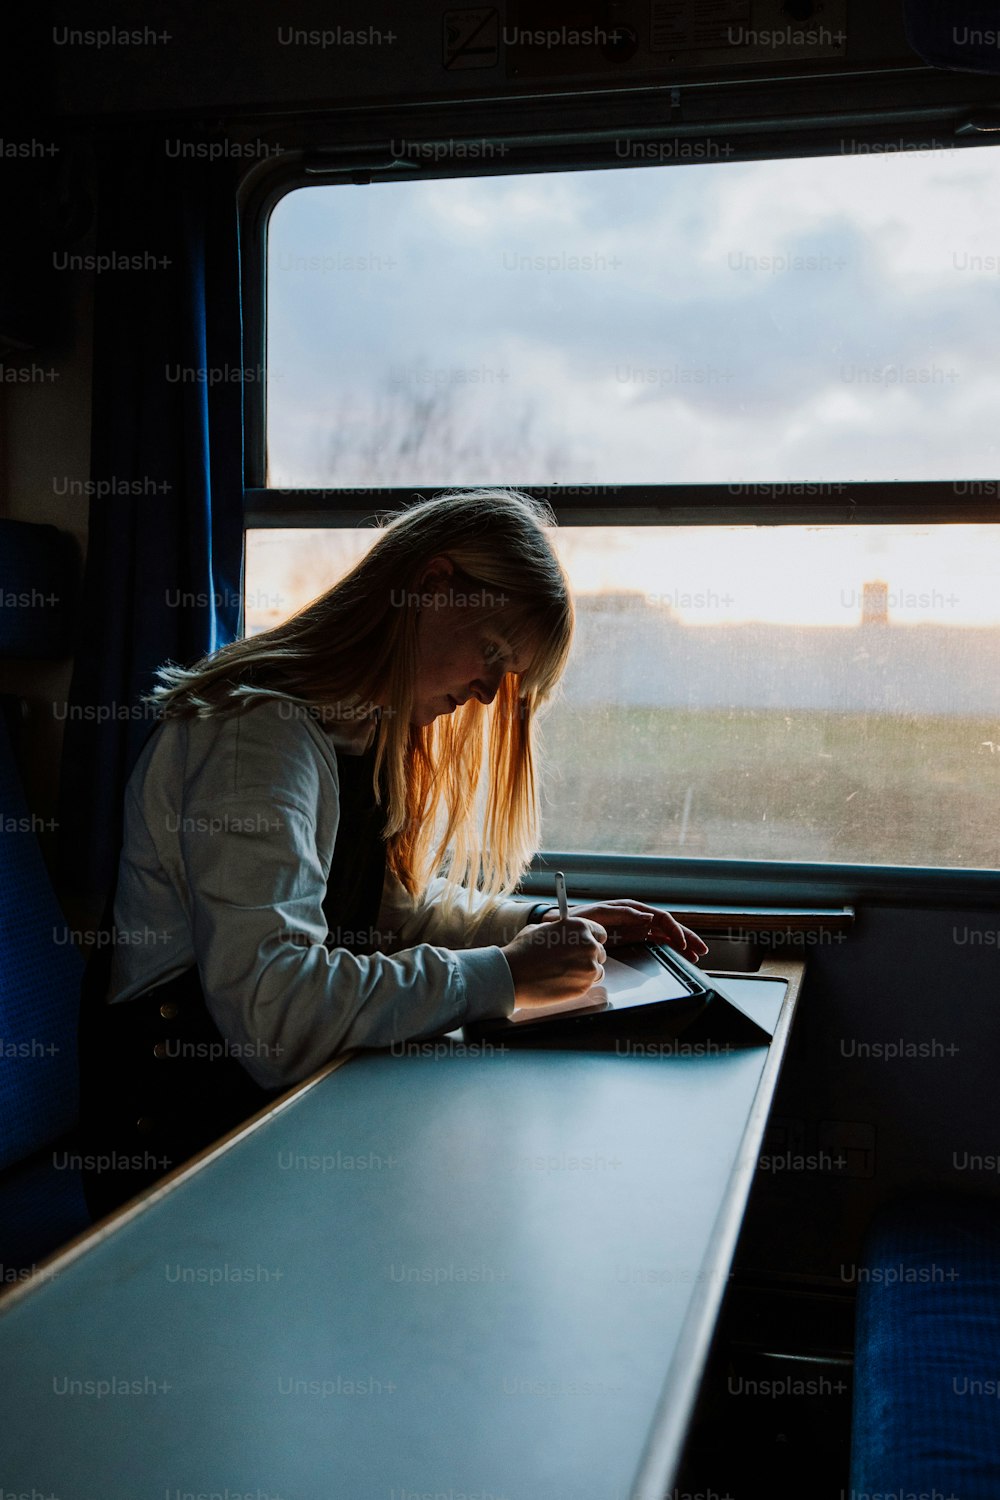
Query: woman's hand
539 899 708 962
501 916 608 1007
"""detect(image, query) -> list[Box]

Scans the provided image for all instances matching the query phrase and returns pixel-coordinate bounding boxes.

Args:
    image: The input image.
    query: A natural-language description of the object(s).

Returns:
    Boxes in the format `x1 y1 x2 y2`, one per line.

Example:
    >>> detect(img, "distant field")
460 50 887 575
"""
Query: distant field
533 704 1000 869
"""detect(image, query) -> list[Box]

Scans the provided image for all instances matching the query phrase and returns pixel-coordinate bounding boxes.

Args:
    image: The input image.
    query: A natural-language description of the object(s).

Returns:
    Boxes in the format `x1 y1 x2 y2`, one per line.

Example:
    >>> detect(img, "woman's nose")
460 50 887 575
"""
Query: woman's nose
472 668 505 705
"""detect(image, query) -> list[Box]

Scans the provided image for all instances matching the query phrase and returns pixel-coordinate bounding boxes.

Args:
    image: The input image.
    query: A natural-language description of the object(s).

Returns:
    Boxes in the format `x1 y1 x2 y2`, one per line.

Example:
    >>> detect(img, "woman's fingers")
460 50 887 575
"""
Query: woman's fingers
600 904 709 958
575 902 653 941
535 900 709 958
651 912 704 953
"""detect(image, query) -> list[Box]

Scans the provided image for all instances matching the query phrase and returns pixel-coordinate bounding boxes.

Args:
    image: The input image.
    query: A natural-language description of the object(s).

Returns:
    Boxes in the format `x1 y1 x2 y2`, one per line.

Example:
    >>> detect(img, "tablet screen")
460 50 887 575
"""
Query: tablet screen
506 943 699 1026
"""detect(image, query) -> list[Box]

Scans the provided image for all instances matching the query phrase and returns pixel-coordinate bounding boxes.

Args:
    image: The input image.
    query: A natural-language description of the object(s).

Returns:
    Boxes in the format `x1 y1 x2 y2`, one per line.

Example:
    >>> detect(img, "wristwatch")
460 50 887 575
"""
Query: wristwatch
524 901 560 923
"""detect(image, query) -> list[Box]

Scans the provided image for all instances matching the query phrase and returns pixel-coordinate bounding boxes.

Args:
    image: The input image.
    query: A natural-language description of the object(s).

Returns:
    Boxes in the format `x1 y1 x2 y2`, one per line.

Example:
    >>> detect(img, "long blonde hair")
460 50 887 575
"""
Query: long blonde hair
149 488 574 935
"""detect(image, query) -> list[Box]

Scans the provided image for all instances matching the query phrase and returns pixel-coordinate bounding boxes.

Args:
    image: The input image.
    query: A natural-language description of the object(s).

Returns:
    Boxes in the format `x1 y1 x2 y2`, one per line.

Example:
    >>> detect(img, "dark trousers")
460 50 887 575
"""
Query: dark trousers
75 956 283 1221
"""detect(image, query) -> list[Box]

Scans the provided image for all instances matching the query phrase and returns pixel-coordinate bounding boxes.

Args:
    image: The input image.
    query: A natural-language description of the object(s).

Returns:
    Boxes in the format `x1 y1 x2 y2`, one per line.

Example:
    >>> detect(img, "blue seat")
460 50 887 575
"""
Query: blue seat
850 1192 1000 1500
0 520 90 1276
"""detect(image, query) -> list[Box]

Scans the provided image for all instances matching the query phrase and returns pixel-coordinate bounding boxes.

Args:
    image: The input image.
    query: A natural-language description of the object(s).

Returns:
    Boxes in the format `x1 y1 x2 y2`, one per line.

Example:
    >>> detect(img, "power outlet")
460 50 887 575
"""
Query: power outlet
762 1116 806 1156
818 1120 876 1178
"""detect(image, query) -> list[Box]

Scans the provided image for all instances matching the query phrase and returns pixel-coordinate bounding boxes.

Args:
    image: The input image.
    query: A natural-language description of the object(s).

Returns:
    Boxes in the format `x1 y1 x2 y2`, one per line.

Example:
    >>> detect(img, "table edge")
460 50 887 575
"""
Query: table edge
0 1051 357 1316
629 957 806 1497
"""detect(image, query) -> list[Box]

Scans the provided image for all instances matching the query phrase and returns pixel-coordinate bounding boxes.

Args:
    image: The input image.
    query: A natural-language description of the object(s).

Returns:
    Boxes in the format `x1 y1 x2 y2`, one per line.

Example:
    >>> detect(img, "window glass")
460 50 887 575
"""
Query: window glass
246 523 1000 869
266 149 1000 486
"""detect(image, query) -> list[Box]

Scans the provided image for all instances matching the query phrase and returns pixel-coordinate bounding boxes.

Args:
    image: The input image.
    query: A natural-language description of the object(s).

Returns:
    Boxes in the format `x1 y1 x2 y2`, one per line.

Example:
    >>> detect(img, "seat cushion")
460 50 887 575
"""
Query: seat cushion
0 1146 91 1278
851 1192 1000 1499
0 704 84 1168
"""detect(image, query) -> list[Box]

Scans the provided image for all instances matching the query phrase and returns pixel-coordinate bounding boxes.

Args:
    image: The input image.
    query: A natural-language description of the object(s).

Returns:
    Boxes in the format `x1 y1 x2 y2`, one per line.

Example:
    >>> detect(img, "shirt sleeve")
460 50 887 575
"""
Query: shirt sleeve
376 869 542 955
176 712 518 1091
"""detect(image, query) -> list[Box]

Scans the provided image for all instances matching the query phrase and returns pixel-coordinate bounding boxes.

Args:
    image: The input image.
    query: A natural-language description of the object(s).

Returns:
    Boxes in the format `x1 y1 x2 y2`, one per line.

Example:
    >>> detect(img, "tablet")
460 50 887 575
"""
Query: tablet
463 941 712 1045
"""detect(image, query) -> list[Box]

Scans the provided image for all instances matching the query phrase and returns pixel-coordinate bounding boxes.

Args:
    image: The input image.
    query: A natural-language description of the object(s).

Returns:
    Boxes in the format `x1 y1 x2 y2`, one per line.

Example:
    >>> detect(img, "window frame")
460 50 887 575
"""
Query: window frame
238 117 1000 910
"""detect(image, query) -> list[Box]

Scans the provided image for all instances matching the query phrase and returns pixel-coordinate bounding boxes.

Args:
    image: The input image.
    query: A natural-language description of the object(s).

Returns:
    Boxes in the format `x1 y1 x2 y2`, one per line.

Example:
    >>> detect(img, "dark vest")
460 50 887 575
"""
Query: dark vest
76 737 388 1220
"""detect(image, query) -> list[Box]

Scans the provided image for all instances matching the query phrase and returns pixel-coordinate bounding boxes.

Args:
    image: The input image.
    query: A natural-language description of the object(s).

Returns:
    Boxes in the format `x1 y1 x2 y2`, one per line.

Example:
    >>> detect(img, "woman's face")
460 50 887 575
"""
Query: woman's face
408 556 534 727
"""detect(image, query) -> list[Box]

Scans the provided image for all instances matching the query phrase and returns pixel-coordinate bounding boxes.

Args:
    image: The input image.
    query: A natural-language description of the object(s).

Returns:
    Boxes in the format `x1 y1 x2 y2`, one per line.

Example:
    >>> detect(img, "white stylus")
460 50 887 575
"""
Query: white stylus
554 870 569 921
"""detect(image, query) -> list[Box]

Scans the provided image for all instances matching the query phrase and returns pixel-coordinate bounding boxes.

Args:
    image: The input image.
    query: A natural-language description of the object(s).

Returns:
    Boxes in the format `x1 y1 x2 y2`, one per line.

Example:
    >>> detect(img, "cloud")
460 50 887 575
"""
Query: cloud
267 150 1000 485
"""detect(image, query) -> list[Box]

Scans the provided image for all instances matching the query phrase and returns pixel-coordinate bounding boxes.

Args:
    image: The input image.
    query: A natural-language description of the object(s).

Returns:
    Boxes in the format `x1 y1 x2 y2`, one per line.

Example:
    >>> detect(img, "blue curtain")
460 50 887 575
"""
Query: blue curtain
58 137 245 899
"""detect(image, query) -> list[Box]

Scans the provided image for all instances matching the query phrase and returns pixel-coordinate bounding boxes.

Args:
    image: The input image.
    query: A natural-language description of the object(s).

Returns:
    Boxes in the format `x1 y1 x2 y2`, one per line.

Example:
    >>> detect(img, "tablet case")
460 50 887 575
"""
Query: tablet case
463 942 774 1051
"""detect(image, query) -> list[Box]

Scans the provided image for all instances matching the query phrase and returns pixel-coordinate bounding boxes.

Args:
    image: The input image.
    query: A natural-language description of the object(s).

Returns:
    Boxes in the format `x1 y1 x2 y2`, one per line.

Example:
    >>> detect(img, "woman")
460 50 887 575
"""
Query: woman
76 487 707 1217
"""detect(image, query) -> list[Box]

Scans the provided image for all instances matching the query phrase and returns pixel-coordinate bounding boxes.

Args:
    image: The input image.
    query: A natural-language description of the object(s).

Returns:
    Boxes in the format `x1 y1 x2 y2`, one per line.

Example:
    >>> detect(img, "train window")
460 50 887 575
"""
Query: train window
264 150 999 487
250 144 1000 875
246 522 1000 870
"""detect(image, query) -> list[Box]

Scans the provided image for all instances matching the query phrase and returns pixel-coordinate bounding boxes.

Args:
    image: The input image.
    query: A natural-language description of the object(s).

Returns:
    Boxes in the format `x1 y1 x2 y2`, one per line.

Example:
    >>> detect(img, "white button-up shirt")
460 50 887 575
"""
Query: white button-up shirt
107 698 532 1088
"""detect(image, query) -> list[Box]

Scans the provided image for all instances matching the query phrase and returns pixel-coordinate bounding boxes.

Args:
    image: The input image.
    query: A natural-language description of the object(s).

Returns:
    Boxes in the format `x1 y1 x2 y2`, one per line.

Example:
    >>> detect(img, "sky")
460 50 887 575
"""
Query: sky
245 523 1000 631
260 146 1000 627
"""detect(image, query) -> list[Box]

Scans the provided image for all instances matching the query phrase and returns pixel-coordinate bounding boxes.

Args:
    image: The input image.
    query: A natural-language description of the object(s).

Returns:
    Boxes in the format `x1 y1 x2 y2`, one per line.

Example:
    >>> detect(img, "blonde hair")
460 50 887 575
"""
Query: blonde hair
149 488 574 936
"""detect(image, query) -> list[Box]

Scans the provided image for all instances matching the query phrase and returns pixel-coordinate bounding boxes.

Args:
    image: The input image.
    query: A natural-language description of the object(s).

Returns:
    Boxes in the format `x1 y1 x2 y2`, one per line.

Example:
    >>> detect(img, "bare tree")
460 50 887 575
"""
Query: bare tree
321 368 573 485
